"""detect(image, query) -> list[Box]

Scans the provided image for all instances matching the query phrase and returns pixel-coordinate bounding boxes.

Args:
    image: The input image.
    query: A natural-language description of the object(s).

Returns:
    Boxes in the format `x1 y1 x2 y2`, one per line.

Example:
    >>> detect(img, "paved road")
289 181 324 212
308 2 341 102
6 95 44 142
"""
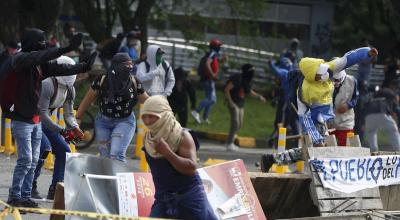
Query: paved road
0 139 273 219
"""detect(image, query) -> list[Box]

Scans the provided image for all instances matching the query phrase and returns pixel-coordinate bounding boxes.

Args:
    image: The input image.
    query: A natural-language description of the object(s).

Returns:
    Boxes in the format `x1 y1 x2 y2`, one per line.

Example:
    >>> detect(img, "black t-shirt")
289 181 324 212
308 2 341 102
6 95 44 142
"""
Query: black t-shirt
228 74 251 108
91 75 144 118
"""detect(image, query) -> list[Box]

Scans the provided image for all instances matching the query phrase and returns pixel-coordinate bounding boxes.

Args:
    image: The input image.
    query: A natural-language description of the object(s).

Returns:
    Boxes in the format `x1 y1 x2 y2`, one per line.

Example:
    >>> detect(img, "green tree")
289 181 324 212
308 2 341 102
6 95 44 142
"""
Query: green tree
0 0 62 45
69 0 155 53
115 0 156 52
332 0 400 60
69 0 118 43
149 0 268 44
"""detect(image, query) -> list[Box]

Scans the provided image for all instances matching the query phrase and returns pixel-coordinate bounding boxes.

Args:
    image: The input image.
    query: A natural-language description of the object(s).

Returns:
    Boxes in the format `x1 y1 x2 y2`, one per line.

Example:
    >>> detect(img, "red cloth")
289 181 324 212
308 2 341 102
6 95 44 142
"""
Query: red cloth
210 58 219 79
32 115 40 124
331 129 354 146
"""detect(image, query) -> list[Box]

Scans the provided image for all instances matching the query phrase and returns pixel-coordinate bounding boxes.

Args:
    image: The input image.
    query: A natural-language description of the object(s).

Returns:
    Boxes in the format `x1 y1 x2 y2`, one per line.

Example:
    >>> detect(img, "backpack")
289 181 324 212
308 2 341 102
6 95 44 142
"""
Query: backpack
197 52 209 80
142 60 171 87
0 56 18 112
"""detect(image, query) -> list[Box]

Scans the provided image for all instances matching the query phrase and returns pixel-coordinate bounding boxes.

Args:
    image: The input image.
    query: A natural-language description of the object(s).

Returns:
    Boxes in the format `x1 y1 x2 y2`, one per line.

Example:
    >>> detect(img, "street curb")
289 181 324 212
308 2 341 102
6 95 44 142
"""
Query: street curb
194 130 270 149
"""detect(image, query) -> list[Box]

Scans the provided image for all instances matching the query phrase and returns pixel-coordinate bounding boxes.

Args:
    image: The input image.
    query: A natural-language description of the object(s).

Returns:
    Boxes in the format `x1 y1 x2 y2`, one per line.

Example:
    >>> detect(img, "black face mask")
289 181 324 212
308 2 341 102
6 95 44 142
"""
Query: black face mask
21 28 47 52
210 46 220 53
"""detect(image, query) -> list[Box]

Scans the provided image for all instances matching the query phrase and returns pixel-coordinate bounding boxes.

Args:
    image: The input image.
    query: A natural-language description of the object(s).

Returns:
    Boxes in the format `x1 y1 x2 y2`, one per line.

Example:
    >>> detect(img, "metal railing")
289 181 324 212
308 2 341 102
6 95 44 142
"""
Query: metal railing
147 37 386 91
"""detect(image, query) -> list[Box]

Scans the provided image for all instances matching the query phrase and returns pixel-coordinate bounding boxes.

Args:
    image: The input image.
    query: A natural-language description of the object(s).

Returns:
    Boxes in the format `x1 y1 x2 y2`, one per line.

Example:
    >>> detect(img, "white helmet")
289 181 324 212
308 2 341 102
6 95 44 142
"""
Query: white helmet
55 56 76 87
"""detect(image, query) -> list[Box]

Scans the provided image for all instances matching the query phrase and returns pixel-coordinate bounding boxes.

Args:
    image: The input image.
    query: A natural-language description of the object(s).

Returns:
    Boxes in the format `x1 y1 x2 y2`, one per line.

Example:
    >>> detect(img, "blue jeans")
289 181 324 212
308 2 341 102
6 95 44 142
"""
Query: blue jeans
150 185 218 220
196 80 216 120
33 127 71 187
9 121 42 201
95 113 136 162
299 104 335 145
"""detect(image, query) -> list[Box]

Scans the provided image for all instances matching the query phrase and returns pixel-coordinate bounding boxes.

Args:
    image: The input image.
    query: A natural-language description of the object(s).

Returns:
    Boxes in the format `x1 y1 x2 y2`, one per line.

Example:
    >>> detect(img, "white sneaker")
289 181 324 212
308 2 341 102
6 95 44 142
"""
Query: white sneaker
226 143 239 151
203 119 211 125
191 110 201 124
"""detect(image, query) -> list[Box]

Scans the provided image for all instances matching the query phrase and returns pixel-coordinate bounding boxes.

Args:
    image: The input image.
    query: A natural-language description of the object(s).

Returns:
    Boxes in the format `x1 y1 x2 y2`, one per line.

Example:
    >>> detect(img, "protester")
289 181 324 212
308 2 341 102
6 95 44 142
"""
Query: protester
167 67 196 127
283 38 304 68
98 33 125 70
136 45 175 97
119 26 142 62
31 56 84 200
331 70 359 146
191 39 223 124
0 28 94 208
61 23 80 63
141 96 217 219
355 39 375 89
364 80 400 152
224 64 266 151
260 46 378 172
383 49 400 88
0 40 19 63
297 47 378 147
267 57 299 147
76 53 149 162
354 40 376 143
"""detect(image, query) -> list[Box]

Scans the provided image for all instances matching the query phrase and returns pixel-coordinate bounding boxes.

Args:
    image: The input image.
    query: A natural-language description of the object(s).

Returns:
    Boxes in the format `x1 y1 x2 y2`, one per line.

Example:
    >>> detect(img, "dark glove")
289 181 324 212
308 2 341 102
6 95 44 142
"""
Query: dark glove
60 129 82 144
82 52 98 72
66 33 83 52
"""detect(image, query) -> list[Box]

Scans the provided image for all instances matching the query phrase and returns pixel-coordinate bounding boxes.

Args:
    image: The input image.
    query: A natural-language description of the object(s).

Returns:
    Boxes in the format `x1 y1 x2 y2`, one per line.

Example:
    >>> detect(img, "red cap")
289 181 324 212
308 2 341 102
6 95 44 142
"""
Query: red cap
209 39 222 47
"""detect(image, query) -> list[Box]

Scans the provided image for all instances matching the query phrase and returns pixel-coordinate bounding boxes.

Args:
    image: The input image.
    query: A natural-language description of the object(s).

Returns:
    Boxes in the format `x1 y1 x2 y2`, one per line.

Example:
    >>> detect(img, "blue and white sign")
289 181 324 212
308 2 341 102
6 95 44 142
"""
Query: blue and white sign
310 155 400 193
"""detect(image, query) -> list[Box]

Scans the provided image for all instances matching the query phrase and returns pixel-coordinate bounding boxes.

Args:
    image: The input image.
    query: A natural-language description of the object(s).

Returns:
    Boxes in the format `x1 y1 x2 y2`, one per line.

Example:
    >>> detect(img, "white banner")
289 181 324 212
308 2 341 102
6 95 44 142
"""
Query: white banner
310 155 400 193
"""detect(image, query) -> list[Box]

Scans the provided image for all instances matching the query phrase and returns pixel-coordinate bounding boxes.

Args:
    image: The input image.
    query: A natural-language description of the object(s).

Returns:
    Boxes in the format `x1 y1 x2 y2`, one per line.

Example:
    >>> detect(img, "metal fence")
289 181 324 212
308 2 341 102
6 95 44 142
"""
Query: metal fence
148 37 276 90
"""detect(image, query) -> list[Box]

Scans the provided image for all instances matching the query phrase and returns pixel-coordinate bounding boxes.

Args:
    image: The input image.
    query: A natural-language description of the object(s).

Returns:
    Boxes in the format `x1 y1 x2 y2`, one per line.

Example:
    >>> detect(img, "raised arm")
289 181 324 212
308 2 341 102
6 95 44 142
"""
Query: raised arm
12 34 83 70
328 47 378 73
268 60 288 79
41 52 97 77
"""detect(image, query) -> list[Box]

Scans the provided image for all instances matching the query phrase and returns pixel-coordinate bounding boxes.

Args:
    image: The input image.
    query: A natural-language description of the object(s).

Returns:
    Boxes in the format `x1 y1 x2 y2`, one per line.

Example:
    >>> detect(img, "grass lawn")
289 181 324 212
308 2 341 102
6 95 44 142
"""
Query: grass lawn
186 89 276 138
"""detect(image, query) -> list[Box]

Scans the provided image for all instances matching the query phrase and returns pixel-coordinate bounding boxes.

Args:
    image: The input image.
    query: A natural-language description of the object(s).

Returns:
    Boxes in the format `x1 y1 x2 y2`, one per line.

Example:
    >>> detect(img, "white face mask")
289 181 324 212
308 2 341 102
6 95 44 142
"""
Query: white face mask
320 72 329 81
317 63 330 81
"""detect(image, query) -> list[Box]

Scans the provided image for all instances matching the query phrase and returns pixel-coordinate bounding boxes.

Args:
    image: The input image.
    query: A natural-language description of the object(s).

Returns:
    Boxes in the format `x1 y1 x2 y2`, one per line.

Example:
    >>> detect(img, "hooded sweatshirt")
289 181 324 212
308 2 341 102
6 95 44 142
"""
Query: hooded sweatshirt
299 47 373 106
136 45 175 96
39 56 78 132
0 28 86 123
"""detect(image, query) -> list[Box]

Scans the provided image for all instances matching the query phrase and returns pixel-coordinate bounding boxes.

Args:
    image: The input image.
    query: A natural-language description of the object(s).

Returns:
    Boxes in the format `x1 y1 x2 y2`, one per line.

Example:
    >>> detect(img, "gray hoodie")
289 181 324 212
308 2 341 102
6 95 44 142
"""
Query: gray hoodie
39 77 78 132
136 45 175 96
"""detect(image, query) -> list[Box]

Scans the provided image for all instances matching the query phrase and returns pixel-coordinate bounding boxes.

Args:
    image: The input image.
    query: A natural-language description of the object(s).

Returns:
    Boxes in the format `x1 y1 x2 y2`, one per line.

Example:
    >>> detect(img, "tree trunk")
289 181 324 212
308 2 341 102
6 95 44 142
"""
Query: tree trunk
0 0 62 44
133 0 156 54
115 0 155 54
18 0 63 34
69 0 112 43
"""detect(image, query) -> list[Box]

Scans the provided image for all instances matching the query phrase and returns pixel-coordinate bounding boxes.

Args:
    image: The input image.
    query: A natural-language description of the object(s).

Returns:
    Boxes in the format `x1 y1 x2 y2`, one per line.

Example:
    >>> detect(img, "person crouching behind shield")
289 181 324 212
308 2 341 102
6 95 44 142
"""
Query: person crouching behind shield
141 95 217 220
